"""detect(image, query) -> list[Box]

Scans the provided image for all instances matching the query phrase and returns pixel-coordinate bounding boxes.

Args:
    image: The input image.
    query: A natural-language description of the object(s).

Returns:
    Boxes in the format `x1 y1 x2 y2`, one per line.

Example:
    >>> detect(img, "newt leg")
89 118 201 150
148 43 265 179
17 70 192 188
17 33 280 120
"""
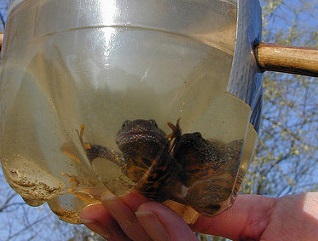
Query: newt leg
76 124 121 166
76 124 92 151
166 118 182 151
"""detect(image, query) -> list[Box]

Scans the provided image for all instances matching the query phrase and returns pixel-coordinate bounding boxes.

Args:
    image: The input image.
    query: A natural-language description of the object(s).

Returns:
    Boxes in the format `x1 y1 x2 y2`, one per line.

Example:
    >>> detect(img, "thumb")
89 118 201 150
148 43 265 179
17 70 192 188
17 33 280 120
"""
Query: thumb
136 202 198 241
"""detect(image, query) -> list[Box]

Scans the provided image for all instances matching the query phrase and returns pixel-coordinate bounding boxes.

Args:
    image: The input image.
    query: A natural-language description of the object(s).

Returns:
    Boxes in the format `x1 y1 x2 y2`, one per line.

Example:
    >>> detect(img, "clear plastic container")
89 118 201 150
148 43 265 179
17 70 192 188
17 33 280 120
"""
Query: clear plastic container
0 0 262 223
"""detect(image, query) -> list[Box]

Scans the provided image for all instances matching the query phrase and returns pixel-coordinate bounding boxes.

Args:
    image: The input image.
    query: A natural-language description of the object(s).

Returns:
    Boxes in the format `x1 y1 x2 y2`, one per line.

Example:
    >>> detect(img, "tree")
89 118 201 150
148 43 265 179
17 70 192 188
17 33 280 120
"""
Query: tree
244 0 318 196
0 0 318 240
204 0 318 240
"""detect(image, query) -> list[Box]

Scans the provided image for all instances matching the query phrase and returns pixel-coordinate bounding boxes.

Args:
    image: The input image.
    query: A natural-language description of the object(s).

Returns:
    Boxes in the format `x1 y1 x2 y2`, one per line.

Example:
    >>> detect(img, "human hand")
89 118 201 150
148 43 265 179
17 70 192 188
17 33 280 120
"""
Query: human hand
80 192 318 241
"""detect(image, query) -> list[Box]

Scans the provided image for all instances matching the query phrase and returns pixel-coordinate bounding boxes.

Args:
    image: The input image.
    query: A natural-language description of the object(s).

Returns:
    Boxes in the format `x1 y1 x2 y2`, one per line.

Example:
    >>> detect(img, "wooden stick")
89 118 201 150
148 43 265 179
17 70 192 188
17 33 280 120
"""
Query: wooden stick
255 43 318 77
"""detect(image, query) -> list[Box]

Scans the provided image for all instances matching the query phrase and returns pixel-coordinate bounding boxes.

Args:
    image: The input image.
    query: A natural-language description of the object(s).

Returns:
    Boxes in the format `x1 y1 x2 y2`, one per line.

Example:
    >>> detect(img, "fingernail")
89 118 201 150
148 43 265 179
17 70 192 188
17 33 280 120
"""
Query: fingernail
100 190 118 202
101 190 135 227
136 211 170 241
81 218 95 224
82 220 112 239
80 203 112 239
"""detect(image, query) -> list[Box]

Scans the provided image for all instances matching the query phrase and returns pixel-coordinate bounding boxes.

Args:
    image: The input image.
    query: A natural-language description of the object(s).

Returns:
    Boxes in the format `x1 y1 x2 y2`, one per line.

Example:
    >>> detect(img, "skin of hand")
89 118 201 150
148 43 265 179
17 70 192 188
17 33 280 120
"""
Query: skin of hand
80 192 318 241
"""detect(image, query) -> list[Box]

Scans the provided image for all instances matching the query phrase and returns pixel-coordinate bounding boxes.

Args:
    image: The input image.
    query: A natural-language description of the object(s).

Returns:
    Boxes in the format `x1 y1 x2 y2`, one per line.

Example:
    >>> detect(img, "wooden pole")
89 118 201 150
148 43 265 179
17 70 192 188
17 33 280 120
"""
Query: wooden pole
255 43 318 77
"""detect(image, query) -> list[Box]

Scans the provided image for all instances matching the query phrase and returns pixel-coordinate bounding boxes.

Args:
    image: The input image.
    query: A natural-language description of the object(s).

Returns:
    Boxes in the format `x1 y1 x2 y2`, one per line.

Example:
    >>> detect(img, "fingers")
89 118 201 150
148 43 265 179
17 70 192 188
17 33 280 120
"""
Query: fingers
81 192 318 241
136 202 199 241
81 204 131 241
81 191 199 241
81 191 152 241
80 193 275 241
101 191 152 241
135 210 170 241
